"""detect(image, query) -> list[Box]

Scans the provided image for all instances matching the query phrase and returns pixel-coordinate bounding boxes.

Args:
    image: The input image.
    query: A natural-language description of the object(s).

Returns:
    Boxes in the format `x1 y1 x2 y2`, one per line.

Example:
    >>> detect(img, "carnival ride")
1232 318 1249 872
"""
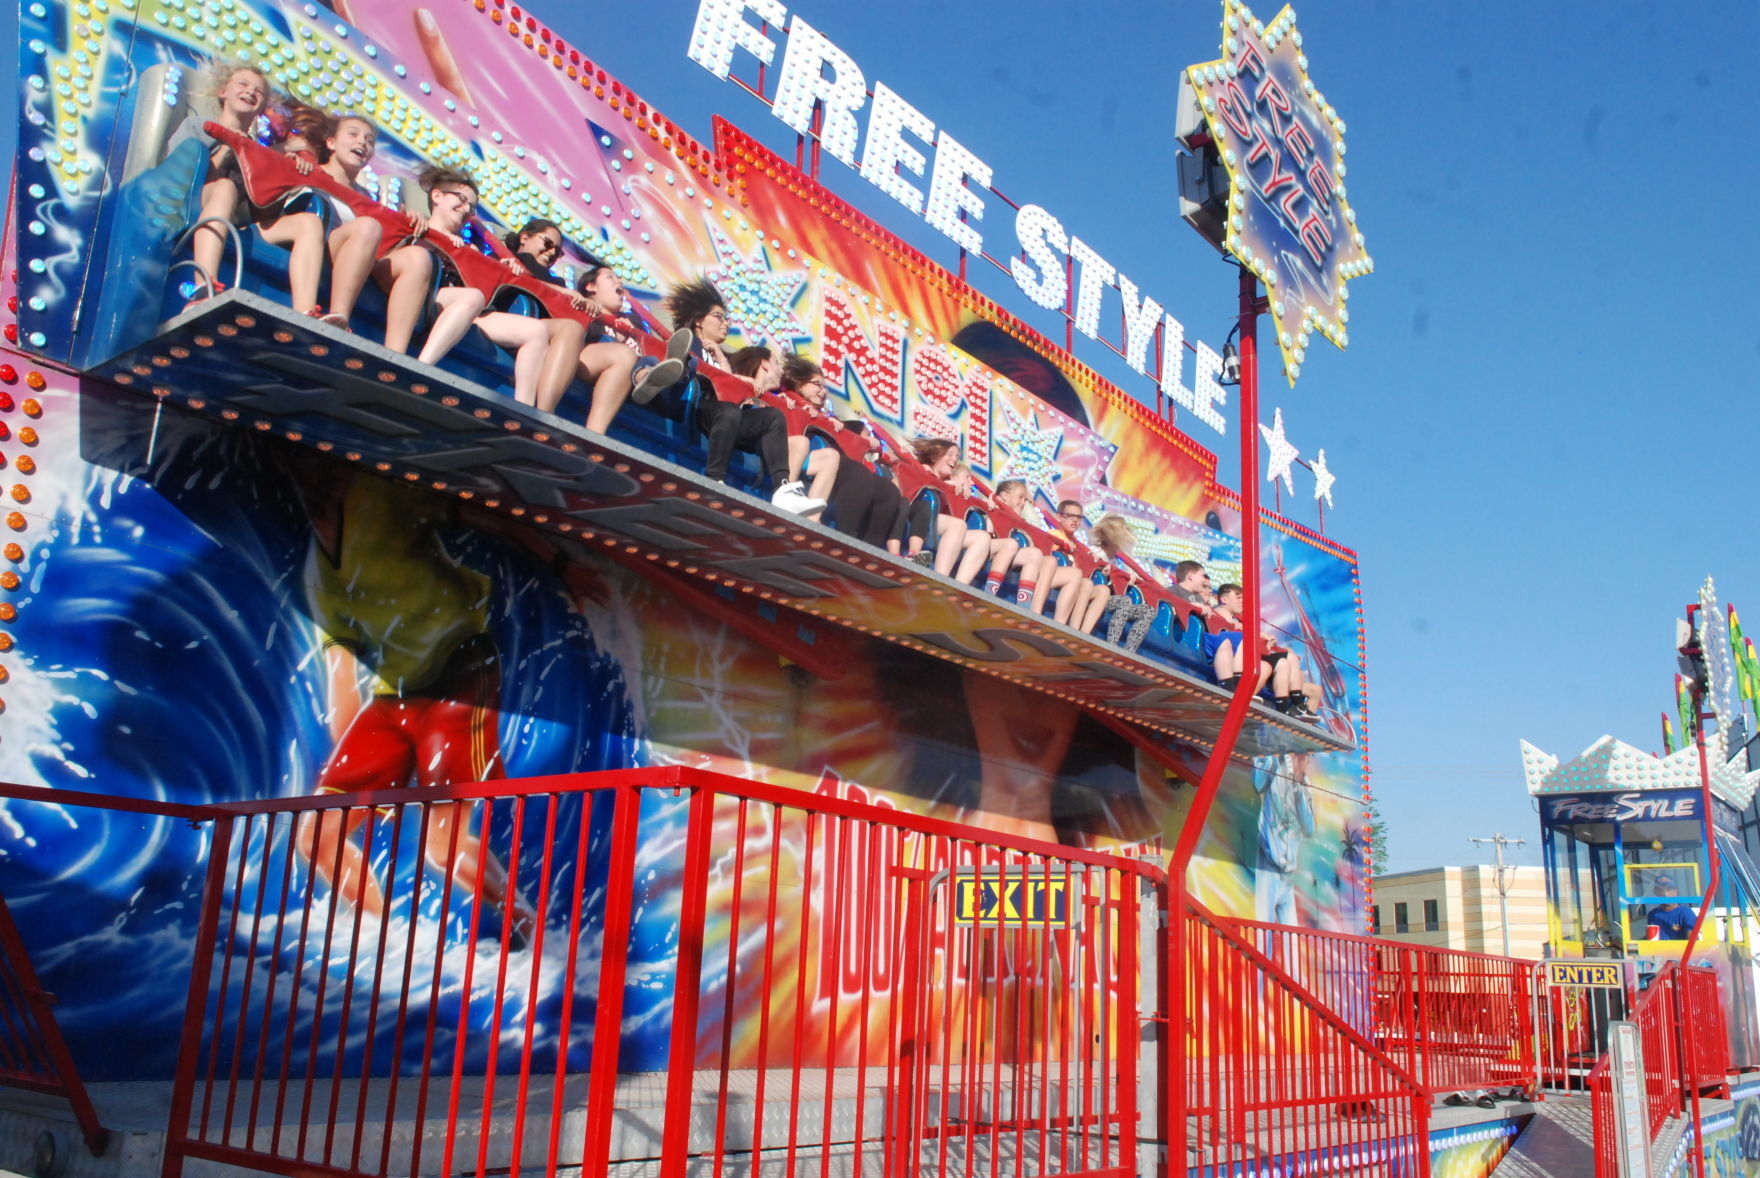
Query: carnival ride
0 1 1644 1177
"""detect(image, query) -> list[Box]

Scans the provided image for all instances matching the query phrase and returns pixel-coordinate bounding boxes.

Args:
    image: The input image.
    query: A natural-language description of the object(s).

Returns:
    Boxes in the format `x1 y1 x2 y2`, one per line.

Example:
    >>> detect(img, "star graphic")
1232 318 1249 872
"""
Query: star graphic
1260 407 1299 494
995 404 1066 504
1184 2 1372 387
704 225 811 347
1311 448 1335 507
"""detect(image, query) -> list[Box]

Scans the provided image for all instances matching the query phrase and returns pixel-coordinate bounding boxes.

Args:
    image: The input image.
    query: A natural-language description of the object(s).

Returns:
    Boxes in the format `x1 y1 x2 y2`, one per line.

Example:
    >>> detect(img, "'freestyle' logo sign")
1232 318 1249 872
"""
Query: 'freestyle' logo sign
1545 792 1696 823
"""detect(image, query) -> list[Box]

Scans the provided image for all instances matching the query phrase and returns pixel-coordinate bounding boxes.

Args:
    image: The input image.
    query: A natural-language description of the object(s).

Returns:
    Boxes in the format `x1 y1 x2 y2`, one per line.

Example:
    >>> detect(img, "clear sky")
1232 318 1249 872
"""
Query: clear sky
8 0 1758 873
541 0 1758 875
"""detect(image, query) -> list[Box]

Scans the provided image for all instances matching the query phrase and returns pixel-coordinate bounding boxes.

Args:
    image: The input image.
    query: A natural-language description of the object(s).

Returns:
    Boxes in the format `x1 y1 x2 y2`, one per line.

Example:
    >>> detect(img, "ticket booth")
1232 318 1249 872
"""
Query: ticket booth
1527 736 1760 1069
1538 788 1710 964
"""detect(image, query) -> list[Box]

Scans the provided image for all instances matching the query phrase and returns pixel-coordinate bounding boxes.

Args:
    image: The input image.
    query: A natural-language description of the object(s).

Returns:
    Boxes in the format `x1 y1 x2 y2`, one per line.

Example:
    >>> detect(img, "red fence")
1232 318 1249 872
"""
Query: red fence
159 767 1153 1178
0 890 108 1156
1588 1053 1616 1178
1179 904 1431 1175
1227 918 1536 1097
1682 964 1731 1096
1589 961 1732 1166
0 770 1599 1178
1531 965 1627 1093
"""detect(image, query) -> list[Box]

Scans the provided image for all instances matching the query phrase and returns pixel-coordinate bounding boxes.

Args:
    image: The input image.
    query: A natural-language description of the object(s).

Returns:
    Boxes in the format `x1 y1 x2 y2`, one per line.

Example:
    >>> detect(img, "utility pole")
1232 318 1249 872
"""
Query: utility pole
1469 833 1527 957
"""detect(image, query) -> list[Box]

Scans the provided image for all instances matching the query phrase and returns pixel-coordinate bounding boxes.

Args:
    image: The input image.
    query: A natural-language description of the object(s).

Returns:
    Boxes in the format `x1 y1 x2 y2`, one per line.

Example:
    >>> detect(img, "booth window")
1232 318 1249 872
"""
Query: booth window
1394 902 1409 934
1370 905 1380 935
1423 899 1440 932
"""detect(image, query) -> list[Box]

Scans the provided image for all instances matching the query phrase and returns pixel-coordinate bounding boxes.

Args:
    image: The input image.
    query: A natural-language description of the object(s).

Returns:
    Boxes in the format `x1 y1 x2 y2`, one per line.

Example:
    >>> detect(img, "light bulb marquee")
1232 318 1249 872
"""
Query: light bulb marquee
687 0 1232 436
1184 1 1372 387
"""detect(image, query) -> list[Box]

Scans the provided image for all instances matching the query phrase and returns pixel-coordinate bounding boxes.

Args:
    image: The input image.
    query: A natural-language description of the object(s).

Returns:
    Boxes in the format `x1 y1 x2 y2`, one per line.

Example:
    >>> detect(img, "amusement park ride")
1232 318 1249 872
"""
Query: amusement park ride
0 0 1750 1176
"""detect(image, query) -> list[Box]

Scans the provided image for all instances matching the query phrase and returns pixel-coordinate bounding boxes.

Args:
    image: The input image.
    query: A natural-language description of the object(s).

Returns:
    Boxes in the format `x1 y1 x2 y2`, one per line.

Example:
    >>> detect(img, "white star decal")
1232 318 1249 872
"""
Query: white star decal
704 226 811 347
1311 448 1336 508
1260 407 1300 494
996 404 1066 504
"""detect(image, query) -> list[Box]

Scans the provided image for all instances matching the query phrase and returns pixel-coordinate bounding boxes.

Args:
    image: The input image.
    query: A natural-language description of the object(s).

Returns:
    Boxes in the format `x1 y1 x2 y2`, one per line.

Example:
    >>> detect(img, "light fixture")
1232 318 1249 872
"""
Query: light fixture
1219 322 1242 387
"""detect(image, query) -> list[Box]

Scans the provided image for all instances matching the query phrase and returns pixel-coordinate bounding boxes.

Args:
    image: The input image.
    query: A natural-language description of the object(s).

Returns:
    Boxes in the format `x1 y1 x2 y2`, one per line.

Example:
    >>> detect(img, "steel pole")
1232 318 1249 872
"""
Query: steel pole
1675 705 1721 1178
1166 264 1264 1170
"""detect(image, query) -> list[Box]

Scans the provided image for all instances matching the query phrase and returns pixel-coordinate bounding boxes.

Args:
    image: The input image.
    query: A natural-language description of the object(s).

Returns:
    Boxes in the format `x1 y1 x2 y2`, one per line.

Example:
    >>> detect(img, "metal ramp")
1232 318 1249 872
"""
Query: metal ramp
1490 1094 1718 1178
1490 1095 1594 1177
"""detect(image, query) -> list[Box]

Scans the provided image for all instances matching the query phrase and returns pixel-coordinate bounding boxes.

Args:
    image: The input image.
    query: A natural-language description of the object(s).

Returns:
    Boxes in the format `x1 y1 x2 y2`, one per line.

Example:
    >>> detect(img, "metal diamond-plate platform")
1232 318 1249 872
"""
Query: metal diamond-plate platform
95 291 1350 759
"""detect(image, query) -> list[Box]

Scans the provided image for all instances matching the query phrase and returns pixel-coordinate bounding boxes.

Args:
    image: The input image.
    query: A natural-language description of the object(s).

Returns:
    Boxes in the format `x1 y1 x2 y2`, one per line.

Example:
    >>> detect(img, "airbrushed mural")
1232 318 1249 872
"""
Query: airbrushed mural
7 0 1368 1077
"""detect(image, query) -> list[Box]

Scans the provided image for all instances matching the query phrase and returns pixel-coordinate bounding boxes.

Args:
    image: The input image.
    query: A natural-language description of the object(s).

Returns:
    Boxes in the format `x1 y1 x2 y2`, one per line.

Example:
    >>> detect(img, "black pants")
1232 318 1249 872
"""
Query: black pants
827 464 903 548
700 399 788 486
903 496 936 548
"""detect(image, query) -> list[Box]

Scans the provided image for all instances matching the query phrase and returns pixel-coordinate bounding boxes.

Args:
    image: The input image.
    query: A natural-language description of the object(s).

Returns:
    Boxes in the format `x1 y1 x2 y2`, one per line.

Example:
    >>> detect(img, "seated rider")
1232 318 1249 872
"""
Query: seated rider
905 439 988 579
472 226 683 429
661 279 824 516
279 106 384 330
375 167 496 365
171 62 327 318
1088 514 1158 651
949 468 1040 601
771 356 905 551
1209 581 1323 719
1043 500 1109 628
985 480 1050 607
723 345 826 517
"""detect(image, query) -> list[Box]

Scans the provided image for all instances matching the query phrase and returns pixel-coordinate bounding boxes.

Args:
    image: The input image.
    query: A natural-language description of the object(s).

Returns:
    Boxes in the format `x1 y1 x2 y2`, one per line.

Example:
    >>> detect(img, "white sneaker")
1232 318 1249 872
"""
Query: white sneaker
771 481 827 516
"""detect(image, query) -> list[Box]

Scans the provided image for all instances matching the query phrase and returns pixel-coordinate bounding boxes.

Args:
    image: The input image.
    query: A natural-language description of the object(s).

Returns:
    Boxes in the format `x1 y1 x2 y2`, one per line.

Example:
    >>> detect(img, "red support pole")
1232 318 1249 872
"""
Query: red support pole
659 784 715 1178
162 816 234 1178
1677 703 1722 1178
1165 262 1265 1168
581 777 648 1178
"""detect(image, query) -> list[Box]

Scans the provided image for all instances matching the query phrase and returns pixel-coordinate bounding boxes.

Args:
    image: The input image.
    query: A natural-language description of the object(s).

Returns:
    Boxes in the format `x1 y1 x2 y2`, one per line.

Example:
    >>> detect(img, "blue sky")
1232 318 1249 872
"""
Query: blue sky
9 0 1758 873
546 0 1760 872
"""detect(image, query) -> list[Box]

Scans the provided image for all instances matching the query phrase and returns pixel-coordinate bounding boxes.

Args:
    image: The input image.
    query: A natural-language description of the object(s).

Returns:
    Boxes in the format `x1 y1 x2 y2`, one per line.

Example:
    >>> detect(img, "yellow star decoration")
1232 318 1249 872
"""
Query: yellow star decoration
1185 2 1372 386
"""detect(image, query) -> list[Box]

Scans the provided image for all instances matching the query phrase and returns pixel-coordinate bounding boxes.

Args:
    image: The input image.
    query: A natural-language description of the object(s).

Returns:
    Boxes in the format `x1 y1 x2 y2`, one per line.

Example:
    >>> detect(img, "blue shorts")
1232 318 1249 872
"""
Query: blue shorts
1202 629 1244 659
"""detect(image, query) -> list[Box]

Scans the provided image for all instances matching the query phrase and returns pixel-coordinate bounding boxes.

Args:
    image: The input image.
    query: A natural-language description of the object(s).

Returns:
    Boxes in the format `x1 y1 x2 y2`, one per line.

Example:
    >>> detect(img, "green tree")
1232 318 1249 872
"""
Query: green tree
1364 800 1388 871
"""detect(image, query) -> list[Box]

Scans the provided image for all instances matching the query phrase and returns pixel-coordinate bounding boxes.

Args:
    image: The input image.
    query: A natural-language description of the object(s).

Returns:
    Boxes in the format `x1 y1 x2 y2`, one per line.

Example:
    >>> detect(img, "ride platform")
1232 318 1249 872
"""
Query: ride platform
94 292 1350 760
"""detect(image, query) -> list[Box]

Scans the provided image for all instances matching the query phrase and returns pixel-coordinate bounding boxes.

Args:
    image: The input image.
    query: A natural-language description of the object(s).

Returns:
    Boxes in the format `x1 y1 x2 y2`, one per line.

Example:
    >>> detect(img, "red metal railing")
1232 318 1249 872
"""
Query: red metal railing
160 766 1152 1178
1634 965 1685 1138
0 889 108 1156
1179 902 1431 1176
0 773 1477 1178
1588 962 1731 1165
1588 1053 1616 1178
1682 964 1731 1095
1530 963 1628 1093
1227 918 1536 1099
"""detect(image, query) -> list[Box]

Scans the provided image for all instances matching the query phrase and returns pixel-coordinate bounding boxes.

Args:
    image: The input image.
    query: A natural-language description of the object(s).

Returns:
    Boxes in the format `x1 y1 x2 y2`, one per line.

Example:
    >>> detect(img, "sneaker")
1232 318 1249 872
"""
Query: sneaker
1475 1095 1497 1110
631 357 685 404
1443 1094 1469 1107
181 279 228 314
663 327 694 364
770 481 827 516
911 551 934 568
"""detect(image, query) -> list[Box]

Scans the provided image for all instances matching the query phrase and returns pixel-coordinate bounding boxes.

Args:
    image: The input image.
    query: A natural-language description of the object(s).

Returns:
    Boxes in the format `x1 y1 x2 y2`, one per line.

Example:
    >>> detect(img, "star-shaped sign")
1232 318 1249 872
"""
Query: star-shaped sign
704 224 812 347
1260 407 1299 494
995 404 1067 504
1311 448 1335 507
1185 2 1372 386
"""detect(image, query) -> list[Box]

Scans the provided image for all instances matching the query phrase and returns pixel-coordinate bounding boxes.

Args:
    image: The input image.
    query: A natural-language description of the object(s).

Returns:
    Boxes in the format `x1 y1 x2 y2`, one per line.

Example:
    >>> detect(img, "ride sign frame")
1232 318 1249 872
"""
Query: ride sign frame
1184 1 1372 386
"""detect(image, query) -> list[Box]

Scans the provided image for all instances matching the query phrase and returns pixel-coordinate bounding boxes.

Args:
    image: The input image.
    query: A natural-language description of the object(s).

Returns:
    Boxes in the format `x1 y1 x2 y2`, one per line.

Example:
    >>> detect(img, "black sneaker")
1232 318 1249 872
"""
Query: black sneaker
663 328 694 364
1475 1095 1497 1110
631 357 685 404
